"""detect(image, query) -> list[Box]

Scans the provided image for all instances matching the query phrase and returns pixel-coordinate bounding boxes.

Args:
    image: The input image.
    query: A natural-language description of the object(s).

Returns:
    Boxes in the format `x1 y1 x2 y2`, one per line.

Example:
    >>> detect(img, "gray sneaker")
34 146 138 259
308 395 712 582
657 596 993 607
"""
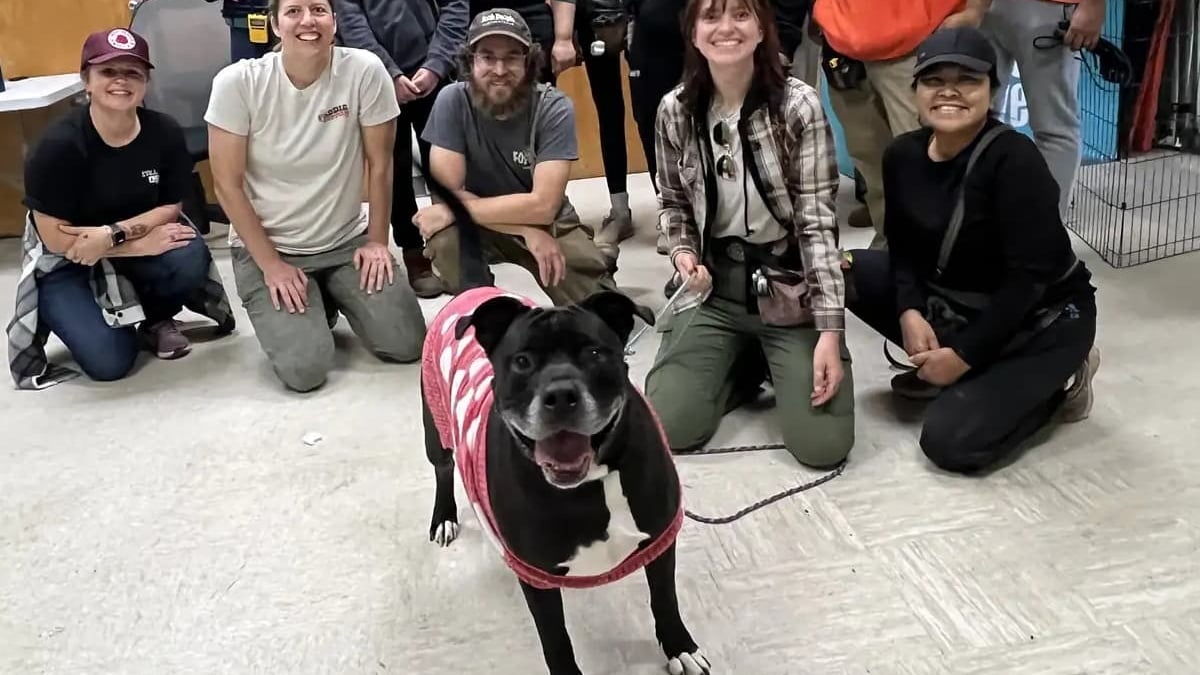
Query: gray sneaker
1057 346 1101 422
602 208 635 242
140 319 191 360
594 208 634 262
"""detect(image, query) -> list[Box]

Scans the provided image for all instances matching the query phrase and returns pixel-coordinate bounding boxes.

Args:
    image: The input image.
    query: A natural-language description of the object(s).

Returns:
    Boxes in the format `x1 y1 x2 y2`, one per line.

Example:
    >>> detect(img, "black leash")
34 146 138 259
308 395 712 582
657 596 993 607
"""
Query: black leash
675 443 848 525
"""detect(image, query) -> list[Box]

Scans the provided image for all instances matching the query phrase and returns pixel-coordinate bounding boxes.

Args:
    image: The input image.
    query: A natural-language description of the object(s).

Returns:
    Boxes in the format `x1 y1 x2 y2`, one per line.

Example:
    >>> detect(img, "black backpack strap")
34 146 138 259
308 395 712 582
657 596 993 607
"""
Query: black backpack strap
936 123 1016 278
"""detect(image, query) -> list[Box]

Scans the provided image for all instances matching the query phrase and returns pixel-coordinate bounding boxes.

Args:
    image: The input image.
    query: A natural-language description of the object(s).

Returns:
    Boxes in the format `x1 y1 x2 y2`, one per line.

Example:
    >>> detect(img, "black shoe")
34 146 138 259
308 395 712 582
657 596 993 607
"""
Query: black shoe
890 370 941 400
663 274 681 298
403 250 445 299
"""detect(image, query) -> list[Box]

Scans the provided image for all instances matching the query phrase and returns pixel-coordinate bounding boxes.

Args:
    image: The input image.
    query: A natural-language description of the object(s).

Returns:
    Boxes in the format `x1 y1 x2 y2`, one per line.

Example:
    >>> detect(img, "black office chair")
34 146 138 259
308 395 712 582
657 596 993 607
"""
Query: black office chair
130 0 231 234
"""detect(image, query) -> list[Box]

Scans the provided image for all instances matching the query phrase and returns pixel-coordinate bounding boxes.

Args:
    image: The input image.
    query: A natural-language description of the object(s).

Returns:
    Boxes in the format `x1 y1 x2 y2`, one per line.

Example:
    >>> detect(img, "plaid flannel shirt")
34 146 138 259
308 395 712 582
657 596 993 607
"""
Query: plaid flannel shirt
6 212 235 390
654 77 846 331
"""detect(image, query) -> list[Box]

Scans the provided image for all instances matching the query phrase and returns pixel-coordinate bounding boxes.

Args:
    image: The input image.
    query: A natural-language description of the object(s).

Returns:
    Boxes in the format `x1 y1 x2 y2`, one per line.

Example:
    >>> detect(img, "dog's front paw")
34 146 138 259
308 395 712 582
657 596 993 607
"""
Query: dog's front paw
429 520 459 547
667 651 711 675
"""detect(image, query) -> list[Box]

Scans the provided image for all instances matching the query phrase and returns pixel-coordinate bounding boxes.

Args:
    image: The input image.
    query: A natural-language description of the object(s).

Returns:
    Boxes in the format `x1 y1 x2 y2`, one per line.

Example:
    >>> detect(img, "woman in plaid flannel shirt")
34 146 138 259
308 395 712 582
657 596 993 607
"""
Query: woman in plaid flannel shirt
642 0 855 468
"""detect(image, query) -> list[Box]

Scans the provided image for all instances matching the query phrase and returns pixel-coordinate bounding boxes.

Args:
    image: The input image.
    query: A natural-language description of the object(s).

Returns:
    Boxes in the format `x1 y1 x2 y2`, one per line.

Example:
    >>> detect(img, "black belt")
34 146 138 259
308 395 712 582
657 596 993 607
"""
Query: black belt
710 237 750 263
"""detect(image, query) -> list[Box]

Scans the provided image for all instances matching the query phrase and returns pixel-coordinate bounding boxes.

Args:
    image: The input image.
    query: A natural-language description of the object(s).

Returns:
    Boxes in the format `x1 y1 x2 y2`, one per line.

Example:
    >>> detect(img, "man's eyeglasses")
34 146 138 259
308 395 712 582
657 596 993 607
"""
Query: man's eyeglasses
473 51 527 70
712 121 737 182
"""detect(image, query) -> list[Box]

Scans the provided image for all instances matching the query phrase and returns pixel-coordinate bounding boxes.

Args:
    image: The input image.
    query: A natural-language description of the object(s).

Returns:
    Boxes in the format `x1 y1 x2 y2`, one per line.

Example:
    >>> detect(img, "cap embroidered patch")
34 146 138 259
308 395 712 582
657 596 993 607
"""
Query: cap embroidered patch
107 29 137 50
479 12 518 26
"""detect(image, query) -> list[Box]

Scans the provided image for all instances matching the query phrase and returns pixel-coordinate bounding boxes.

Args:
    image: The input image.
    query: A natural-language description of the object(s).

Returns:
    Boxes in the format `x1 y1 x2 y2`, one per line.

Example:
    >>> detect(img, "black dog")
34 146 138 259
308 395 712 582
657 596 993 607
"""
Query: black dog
417 168 711 675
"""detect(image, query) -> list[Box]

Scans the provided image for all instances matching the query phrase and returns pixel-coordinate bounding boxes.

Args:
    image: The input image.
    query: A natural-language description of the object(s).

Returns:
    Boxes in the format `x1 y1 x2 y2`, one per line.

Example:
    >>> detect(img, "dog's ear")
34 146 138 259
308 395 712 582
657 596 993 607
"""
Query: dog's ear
577 291 649 345
455 296 530 356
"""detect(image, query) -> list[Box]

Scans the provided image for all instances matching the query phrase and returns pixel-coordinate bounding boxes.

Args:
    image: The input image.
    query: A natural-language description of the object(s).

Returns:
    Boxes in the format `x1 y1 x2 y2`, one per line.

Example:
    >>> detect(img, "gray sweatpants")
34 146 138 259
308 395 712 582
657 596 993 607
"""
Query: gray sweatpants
232 234 426 392
982 0 1083 220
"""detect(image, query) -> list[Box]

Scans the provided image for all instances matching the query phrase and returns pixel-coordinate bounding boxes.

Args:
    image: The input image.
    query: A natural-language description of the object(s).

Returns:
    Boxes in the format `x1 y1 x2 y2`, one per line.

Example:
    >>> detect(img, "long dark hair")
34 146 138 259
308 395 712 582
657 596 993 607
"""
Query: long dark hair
679 0 788 119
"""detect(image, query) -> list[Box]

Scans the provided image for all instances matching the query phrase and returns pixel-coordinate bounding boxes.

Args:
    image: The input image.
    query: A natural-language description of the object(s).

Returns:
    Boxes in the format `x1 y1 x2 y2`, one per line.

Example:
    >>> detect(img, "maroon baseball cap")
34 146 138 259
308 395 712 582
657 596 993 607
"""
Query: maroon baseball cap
81 28 154 70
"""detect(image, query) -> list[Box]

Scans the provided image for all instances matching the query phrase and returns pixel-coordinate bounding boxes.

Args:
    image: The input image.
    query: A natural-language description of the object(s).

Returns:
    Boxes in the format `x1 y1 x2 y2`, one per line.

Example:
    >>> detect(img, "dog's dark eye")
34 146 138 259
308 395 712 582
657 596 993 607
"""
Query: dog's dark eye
583 346 606 363
511 353 534 372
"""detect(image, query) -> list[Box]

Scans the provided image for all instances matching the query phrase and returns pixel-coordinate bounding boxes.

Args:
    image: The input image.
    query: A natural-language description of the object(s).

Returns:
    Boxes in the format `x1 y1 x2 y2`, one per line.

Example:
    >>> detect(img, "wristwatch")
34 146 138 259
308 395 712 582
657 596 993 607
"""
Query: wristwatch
108 225 128 248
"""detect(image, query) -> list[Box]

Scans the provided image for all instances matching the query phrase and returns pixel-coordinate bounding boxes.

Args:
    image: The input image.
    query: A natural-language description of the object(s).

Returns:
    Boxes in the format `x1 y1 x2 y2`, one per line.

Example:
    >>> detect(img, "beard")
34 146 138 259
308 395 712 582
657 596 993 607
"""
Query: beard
467 73 534 120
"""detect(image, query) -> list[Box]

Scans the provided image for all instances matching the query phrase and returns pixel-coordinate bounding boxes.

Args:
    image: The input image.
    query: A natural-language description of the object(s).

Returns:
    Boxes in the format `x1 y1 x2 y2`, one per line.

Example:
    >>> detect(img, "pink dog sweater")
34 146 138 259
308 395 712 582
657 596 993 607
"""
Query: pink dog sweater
421 286 683 590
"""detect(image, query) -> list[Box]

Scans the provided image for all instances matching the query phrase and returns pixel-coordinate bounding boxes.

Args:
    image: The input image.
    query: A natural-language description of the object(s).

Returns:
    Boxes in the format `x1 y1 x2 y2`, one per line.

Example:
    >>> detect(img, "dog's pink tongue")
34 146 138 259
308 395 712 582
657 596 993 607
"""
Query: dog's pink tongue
534 431 592 470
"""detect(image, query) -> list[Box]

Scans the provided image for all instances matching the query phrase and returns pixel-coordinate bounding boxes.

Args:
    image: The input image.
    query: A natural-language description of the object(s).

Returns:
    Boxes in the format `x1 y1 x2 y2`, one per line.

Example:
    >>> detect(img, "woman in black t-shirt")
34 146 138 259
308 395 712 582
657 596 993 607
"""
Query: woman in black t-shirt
20 28 225 382
845 27 1100 474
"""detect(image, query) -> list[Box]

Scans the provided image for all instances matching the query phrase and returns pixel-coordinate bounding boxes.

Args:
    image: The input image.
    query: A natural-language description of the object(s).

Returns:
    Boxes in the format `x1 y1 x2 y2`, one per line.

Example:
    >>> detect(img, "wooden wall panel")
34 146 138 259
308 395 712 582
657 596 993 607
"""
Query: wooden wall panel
1 1 131 235
0 0 131 78
0 100 74 236
557 56 648 181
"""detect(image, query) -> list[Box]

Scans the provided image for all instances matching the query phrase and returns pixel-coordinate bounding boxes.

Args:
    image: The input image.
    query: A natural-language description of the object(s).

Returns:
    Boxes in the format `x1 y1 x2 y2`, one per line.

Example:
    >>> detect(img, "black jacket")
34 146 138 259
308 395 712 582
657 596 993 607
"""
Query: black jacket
333 0 469 80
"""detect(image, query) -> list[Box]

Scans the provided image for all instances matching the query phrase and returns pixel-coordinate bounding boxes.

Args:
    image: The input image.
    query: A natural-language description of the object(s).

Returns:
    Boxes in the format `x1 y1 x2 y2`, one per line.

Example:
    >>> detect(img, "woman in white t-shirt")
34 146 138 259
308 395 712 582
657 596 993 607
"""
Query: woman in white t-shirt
205 0 426 393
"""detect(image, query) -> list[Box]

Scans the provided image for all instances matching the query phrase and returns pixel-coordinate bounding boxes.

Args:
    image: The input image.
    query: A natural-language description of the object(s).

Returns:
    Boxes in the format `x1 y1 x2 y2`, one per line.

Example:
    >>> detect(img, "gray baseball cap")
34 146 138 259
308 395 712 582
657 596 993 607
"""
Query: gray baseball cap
467 8 533 48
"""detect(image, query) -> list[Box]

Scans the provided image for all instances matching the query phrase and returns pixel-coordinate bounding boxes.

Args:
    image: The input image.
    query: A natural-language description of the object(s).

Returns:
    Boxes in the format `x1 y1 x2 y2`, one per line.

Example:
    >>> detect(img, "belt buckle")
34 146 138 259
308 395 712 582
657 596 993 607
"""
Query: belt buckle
727 241 745 262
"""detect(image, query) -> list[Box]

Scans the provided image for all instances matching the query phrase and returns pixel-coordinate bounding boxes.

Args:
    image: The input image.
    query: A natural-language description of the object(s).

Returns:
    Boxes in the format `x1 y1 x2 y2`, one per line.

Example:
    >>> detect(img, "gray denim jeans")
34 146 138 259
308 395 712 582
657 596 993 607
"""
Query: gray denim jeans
232 234 427 392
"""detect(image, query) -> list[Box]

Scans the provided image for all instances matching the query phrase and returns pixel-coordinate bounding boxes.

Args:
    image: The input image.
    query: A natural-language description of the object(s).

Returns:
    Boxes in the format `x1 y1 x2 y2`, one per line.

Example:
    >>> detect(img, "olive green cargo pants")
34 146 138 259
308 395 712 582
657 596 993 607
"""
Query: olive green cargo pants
644 296 856 468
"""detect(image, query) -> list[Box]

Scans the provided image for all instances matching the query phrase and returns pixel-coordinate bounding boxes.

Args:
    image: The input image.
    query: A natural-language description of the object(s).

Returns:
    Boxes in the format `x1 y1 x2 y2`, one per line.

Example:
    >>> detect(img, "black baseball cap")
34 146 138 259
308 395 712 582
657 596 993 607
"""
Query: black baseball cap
914 26 998 81
468 8 533 48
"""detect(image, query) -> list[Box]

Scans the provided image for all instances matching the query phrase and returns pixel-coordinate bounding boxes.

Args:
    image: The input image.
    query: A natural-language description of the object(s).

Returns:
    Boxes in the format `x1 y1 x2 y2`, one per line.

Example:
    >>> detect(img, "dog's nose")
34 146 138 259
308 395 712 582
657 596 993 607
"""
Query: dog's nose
541 381 581 415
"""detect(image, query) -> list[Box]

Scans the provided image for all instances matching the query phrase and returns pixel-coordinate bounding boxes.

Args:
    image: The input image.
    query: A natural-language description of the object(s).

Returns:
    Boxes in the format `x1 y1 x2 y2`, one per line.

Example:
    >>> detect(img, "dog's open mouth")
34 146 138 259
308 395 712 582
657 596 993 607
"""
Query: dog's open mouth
534 431 595 488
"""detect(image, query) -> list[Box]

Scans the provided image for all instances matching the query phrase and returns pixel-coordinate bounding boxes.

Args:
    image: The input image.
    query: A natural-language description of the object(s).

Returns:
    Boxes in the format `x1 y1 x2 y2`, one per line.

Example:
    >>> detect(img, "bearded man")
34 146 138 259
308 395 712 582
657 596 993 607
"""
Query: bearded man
413 9 616 306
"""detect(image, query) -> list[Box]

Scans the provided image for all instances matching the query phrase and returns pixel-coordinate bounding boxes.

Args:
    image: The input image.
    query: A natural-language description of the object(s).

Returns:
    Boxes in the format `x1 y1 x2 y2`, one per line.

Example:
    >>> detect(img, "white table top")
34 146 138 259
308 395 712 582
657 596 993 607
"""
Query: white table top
0 74 84 113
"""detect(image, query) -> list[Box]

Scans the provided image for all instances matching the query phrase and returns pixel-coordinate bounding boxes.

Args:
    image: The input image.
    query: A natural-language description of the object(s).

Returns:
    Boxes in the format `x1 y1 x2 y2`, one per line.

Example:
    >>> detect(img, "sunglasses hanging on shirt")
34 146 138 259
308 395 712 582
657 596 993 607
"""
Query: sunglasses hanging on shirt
712 120 738 182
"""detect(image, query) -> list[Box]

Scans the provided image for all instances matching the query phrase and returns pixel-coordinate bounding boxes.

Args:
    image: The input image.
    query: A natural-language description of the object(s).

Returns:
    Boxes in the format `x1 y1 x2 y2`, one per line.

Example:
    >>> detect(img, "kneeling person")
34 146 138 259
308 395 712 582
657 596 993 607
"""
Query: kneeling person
415 9 614 306
9 28 233 389
205 0 426 393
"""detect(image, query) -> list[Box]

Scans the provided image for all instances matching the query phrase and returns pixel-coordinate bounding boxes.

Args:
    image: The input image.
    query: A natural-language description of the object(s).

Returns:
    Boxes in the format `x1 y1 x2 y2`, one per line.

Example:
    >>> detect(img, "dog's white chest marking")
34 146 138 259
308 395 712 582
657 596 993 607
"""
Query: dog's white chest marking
559 470 649 576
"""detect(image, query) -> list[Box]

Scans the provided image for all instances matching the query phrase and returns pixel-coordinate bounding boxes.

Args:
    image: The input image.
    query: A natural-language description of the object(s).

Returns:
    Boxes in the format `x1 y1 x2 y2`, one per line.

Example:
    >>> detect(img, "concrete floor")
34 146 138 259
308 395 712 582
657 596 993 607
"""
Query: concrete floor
2 174 1200 675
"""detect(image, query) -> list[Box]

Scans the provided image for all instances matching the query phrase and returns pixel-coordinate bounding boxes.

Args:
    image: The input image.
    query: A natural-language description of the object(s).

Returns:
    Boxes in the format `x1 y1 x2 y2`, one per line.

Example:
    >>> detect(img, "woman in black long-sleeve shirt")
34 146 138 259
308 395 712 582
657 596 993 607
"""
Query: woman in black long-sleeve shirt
846 26 1100 475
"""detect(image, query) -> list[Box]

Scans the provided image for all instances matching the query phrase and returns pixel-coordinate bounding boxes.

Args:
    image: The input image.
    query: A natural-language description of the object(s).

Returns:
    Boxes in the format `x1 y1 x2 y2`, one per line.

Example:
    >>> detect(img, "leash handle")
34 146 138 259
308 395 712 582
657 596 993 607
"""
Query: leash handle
624 273 711 356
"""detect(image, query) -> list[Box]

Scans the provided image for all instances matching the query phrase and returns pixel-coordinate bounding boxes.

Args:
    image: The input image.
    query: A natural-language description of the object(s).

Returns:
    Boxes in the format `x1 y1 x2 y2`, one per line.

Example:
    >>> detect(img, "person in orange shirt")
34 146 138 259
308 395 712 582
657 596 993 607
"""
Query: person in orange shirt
980 0 1106 221
811 0 990 249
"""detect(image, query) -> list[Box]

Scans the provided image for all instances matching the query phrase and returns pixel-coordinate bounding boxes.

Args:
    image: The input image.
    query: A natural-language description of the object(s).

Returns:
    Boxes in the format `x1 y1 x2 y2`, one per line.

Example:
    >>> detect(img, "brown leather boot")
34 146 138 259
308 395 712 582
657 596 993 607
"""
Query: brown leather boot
403 249 445 299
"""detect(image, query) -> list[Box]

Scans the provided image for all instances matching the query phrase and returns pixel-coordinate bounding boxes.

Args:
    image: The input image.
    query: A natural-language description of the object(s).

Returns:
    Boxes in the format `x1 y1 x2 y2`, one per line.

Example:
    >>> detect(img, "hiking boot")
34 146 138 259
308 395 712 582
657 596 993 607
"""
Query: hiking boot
140 319 191 360
890 370 941 400
403 249 445 299
1057 346 1101 422
848 204 873 229
598 208 635 243
594 208 634 263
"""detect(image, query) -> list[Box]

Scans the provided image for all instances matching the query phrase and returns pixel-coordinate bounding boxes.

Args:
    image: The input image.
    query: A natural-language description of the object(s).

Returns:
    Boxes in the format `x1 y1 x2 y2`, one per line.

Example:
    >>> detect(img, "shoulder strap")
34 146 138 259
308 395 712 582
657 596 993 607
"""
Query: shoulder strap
528 83 549 160
936 123 1015 277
